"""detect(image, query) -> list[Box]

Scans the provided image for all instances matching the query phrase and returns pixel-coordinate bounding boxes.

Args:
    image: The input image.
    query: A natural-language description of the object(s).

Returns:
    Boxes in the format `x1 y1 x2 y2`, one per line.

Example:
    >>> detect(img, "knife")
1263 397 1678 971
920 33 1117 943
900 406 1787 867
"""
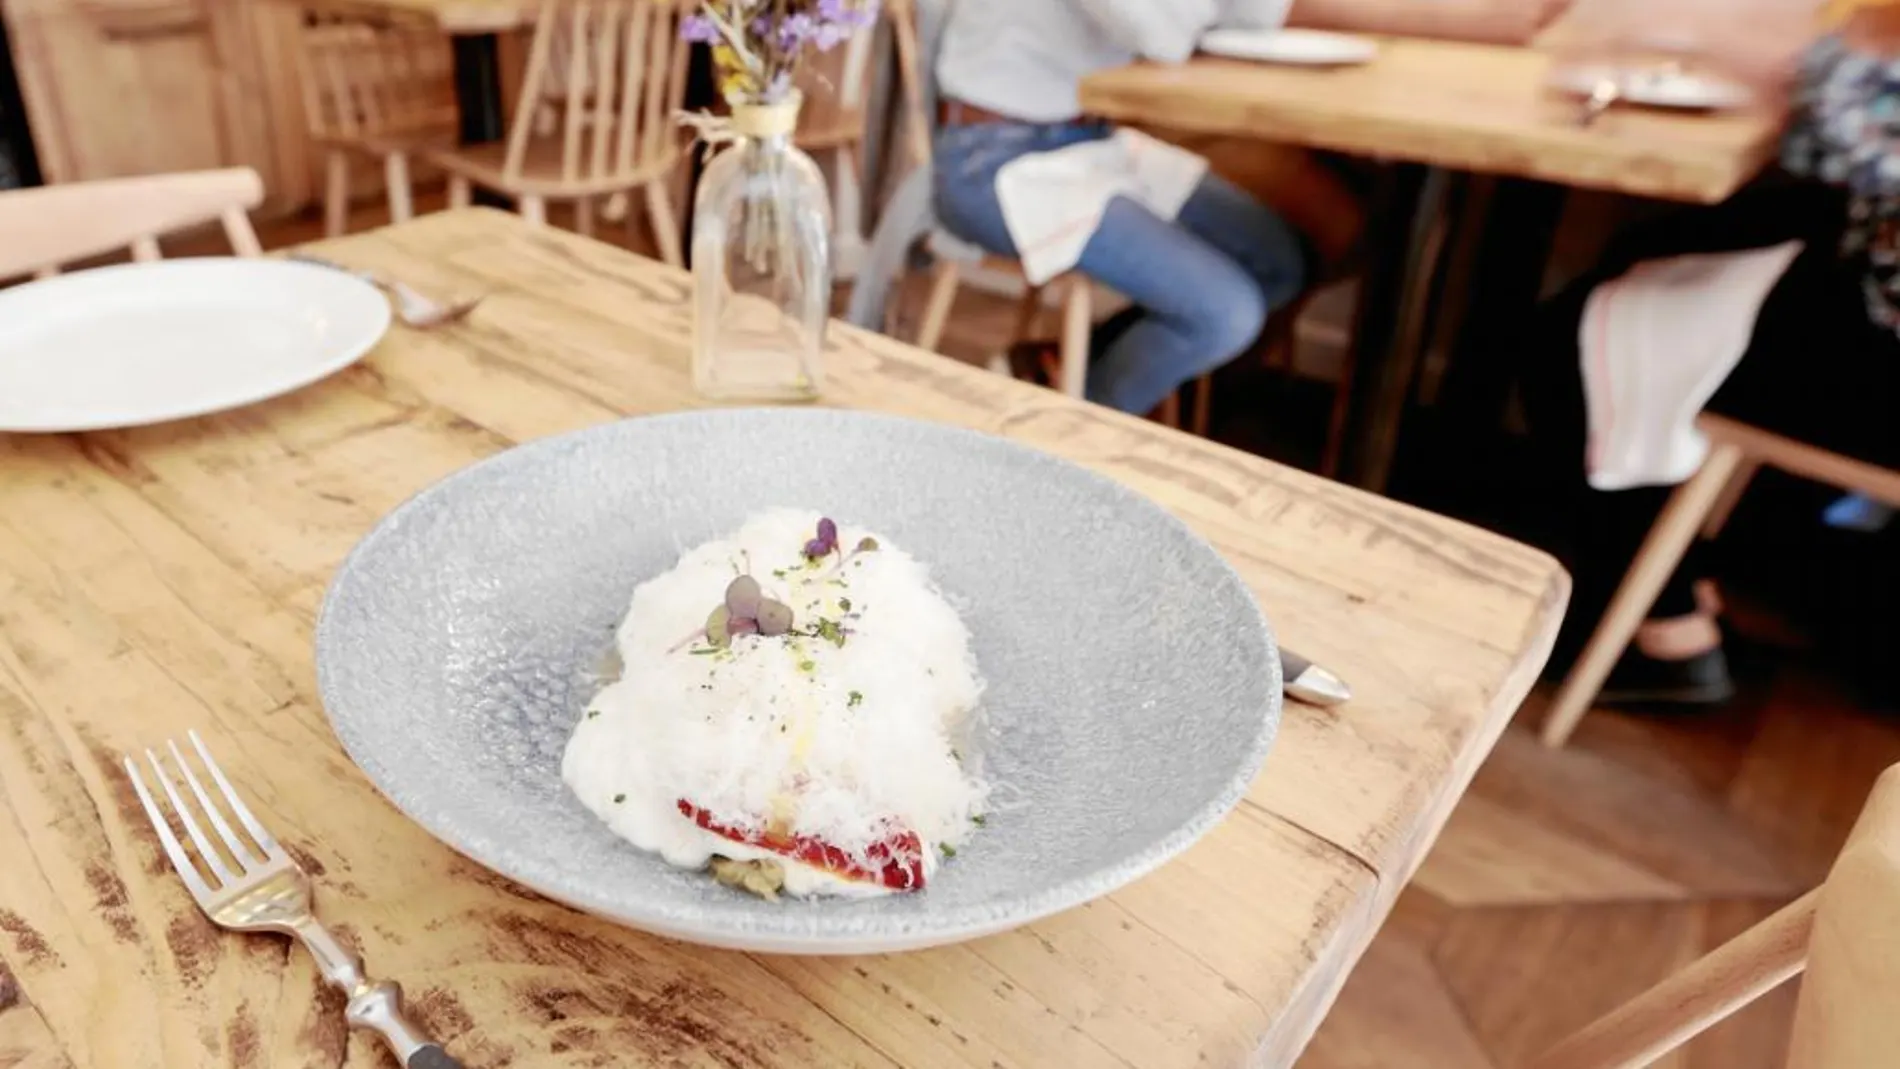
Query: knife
1281 648 1350 707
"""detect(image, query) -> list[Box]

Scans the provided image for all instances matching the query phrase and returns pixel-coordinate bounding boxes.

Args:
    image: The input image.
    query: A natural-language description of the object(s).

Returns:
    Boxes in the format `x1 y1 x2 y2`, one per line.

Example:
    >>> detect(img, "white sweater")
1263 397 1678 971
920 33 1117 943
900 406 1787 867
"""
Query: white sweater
937 0 1294 122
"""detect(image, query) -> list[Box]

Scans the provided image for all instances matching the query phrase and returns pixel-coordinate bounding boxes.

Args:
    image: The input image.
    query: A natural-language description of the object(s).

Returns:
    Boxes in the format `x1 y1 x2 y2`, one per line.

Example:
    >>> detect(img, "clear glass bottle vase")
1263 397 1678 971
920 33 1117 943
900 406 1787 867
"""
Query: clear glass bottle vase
691 98 832 402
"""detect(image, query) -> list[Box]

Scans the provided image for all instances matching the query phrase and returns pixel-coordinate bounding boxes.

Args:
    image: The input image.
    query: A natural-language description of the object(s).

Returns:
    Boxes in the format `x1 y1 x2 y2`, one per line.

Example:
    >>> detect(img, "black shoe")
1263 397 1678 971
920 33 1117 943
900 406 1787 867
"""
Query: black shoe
1597 646 1736 707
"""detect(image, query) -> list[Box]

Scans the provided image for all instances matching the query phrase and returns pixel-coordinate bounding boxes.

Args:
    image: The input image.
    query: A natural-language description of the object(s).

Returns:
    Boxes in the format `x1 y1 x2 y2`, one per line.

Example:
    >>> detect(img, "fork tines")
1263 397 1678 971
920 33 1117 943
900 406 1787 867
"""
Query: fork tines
124 730 284 899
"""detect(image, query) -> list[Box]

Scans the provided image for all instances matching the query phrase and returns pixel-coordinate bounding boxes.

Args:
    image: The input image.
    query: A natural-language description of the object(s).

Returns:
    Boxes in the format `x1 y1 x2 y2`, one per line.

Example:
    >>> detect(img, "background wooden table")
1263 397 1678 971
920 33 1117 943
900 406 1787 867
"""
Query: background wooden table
1083 40 1786 493
1080 41 1782 206
0 210 1566 1068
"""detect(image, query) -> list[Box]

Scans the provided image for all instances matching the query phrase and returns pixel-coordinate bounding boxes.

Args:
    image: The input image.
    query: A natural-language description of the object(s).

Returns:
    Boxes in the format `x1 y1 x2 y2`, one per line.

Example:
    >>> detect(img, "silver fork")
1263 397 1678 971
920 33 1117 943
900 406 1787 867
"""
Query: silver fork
125 732 463 1069
289 253 484 330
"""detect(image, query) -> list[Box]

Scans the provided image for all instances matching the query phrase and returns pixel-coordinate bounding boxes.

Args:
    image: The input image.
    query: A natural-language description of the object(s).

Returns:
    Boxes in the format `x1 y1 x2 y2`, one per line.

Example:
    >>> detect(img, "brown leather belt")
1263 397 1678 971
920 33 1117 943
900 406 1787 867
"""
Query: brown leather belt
938 98 1016 126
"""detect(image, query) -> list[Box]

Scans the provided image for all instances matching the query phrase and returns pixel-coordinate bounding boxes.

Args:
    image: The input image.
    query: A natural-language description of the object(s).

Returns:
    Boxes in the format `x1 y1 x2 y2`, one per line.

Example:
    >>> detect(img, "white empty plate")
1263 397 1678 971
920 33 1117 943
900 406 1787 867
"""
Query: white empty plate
1200 28 1379 67
0 258 390 433
1549 63 1754 111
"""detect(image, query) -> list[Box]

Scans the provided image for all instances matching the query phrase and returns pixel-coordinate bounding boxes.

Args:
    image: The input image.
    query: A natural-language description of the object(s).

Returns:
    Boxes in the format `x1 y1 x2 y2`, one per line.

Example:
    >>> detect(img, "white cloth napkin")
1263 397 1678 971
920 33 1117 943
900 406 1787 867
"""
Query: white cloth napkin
994 129 1210 285
1579 241 1804 491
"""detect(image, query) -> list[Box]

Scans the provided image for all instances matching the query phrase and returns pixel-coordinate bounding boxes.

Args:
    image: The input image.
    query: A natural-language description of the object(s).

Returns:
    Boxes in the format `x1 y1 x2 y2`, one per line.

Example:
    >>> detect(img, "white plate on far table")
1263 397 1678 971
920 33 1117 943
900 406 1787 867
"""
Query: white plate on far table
1199 28 1379 67
0 258 390 433
1549 63 1755 112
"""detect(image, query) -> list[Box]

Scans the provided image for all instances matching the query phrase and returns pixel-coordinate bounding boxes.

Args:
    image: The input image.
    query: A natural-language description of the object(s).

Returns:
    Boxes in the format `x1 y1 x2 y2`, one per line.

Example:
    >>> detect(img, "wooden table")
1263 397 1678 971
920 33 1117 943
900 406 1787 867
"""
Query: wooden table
0 210 1567 1068
1080 41 1782 205
1080 40 1785 491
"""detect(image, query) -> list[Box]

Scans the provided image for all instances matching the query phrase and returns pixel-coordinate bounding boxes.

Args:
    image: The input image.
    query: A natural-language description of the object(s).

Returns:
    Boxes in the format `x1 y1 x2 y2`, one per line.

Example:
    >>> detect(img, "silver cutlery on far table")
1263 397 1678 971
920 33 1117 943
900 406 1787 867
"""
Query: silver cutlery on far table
125 731 462 1069
291 253 484 330
1577 77 1621 127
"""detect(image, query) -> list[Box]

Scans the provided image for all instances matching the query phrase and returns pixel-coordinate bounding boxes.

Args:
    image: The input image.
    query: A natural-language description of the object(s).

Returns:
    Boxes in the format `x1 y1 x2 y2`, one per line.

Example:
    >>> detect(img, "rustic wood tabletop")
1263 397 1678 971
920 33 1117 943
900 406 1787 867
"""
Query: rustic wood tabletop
0 209 1567 1068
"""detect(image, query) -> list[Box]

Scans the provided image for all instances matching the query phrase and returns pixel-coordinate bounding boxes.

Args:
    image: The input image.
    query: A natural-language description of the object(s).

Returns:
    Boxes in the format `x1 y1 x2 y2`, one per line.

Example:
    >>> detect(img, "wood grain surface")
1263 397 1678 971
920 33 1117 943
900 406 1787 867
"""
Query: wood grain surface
0 209 1566 1068
1080 42 1783 204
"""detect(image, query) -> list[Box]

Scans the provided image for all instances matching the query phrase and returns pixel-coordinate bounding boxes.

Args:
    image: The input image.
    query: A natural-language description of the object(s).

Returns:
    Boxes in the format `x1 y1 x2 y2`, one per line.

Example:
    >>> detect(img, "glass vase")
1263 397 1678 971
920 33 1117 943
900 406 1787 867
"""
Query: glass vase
691 98 832 402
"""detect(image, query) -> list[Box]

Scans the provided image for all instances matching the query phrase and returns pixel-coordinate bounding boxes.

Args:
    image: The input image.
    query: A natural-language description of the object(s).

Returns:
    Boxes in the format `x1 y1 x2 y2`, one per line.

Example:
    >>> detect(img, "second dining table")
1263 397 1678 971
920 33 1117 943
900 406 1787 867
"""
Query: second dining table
1081 37 1787 492
0 209 1566 1067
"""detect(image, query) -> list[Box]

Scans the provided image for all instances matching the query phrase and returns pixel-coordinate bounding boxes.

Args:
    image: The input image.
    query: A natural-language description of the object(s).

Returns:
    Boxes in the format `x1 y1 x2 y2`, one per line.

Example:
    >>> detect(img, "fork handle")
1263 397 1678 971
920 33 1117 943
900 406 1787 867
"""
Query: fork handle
287 919 463 1068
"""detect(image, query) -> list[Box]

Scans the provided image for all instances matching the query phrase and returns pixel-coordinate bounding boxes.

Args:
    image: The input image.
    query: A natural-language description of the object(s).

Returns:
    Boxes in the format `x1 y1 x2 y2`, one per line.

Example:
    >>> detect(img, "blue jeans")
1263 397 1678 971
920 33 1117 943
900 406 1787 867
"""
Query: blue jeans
933 120 1309 414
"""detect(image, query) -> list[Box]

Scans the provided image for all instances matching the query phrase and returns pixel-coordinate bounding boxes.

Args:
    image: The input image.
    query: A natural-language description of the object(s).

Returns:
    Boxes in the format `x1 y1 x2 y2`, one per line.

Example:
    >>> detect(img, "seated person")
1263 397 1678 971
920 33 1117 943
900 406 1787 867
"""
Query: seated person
1517 1 1900 701
930 0 1570 417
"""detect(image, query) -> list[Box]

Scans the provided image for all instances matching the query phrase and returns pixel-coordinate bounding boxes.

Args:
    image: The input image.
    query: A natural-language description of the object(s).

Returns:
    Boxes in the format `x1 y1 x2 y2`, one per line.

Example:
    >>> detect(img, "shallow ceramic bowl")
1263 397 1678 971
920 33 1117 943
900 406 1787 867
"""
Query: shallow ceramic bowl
316 409 1279 954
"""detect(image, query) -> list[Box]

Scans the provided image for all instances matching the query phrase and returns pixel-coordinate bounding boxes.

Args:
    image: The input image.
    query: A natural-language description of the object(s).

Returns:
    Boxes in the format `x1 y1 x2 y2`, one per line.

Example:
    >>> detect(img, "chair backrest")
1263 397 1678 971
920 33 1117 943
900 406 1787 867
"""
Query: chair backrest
1526 763 1900 1069
505 0 691 188
292 11 457 144
0 168 264 281
792 5 884 152
1787 763 1900 1067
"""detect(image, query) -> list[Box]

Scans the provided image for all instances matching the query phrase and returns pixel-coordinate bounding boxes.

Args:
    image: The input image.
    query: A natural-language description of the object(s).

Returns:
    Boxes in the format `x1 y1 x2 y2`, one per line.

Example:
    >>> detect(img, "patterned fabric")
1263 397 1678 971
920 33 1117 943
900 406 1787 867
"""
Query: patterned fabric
1783 34 1900 329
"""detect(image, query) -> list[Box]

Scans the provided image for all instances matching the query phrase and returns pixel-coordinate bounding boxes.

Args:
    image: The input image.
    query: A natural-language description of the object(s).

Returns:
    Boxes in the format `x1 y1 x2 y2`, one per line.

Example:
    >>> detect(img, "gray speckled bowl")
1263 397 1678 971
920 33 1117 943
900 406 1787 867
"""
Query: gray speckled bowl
316 409 1279 954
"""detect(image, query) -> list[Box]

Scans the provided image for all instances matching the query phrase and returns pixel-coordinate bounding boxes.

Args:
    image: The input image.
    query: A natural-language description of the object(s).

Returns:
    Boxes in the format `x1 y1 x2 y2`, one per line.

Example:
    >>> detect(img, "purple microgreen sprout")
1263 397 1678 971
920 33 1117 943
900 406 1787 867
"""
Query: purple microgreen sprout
700 574 794 650
826 535 880 577
803 517 839 561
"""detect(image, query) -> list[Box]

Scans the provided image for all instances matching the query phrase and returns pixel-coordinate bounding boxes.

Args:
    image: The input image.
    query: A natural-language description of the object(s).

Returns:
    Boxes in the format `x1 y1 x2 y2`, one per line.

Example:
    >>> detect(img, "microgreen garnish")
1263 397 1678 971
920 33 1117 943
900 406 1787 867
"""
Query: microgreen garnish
940 843 957 858
972 814 986 826
847 690 863 707
803 517 839 560
812 618 846 647
838 597 852 611
704 574 794 649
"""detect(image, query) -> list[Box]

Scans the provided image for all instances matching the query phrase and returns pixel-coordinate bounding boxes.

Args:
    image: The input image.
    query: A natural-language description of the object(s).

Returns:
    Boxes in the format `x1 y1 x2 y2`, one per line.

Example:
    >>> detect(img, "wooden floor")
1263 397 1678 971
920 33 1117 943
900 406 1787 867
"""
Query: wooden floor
258 198 1900 1069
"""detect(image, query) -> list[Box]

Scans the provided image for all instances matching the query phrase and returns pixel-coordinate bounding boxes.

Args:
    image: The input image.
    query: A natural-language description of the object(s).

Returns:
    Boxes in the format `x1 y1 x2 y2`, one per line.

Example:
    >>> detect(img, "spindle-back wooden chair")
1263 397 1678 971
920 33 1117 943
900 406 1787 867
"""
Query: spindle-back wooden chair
292 10 458 236
429 0 691 263
1527 762 1900 1068
1541 415 1900 748
0 168 263 281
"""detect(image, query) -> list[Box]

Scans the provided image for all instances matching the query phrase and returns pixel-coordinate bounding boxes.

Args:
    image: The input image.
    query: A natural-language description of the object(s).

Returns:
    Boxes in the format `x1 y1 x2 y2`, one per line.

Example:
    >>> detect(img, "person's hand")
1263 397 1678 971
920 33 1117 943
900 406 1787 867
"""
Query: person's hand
1536 0 1826 95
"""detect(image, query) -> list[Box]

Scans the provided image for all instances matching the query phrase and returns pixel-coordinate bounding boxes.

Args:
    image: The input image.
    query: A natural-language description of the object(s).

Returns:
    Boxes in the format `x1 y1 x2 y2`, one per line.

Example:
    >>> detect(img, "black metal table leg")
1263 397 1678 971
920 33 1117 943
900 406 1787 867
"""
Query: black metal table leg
451 33 509 208
1335 164 1462 493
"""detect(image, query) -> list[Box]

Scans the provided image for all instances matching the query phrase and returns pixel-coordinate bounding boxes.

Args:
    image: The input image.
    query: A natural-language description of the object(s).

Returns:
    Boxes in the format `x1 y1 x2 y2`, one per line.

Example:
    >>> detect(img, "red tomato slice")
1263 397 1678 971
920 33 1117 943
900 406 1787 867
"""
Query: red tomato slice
678 799 927 891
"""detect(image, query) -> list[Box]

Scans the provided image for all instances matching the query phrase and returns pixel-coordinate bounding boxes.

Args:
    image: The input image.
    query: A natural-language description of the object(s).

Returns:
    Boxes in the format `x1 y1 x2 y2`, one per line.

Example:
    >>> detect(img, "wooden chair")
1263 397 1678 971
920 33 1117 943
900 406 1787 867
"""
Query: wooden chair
292 10 458 237
427 0 689 263
1541 415 1900 748
791 0 898 278
874 0 1102 415
0 168 263 281
1527 762 1900 1068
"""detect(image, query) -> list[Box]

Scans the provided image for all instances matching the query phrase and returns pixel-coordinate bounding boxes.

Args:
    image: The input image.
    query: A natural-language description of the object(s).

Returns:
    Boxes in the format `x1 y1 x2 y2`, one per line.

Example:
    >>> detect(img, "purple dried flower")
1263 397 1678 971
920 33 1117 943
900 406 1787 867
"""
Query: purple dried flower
803 517 839 560
818 0 877 26
778 12 817 50
680 14 719 43
812 21 854 51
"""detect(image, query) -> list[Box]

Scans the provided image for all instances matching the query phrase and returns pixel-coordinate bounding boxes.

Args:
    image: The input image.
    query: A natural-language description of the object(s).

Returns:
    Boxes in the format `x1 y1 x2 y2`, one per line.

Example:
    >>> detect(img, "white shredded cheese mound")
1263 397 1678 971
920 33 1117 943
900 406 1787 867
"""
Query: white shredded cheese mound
563 509 988 897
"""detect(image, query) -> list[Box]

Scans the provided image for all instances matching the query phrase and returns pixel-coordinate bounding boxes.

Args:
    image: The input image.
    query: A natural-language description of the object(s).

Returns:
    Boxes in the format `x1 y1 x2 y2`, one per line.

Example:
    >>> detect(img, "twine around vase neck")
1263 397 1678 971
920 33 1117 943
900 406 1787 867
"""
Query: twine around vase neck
675 93 803 154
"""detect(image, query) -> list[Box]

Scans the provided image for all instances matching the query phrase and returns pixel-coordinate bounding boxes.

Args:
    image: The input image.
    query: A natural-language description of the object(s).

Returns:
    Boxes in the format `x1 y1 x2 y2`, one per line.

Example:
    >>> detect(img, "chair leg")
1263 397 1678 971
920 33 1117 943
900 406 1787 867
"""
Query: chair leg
519 195 547 227
575 196 596 238
1321 341 1358 479
1157 394 1181 428
1702 457 1761 539
1190 374 1214 437
1009 283 1045 345
1540 443 1749 748
644 182 684 267
448 174 472 210
915 261 961 352
1057 278 1092 399
384 153 414 225
323 150 350 238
